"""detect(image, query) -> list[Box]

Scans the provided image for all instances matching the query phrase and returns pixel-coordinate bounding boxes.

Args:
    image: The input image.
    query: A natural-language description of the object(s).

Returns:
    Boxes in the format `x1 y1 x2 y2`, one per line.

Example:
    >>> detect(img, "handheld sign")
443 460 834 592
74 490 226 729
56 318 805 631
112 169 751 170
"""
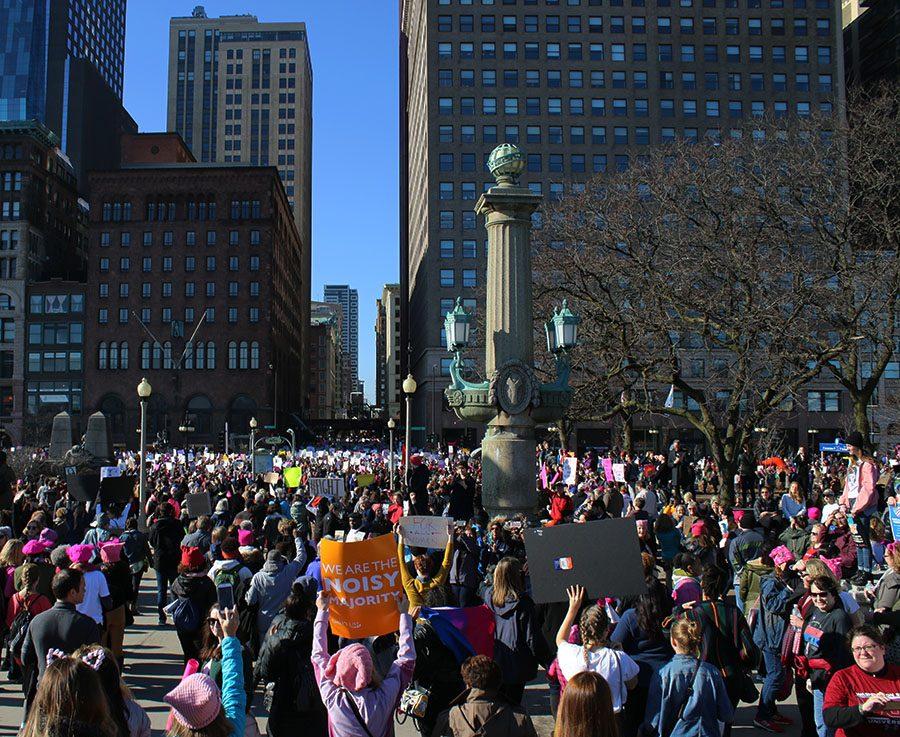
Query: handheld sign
524 518 648 604
612 463 626 483
309 477 345 499
398 516 452 549
602 458 615 483
562 456 578 486
185 492 212 519
99 474 136 504
890 507 900 544
283 467 303 488
356 473 375 489
320 534 403 638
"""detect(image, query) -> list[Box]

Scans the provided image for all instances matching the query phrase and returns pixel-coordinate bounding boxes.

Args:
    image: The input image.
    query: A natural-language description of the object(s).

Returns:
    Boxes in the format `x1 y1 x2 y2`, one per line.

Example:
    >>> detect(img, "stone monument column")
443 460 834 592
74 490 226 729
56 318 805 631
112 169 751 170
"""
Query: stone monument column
475 146 542 516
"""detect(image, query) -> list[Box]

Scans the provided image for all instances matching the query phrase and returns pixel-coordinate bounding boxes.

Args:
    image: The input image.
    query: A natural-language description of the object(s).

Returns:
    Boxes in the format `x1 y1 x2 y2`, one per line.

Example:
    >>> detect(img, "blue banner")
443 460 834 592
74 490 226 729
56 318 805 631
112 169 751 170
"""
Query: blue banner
889 506 900 543
819 442 848 454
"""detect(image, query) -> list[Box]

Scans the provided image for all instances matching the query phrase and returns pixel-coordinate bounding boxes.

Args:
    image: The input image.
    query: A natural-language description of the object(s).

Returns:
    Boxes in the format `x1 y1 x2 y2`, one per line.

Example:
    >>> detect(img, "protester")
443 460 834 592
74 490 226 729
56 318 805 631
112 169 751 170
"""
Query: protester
5 563 51 680
840 432 879 585
245 536 308 641
397 525 454 607
73 644 150 737
552 670 619 737
312 590 416 737
149 504 185 625
643 619 734 736
171 545 217 662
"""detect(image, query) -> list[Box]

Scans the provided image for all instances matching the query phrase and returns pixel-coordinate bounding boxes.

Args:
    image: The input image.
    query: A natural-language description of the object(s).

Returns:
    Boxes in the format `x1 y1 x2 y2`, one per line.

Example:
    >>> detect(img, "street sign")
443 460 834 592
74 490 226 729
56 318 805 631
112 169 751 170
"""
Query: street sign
410 426 426 431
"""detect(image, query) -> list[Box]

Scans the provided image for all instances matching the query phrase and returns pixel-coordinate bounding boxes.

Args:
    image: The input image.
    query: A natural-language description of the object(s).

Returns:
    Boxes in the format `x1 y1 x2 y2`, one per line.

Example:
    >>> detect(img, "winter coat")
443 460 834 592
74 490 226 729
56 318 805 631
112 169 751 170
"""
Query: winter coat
449 534 480 590
171 572 217 632
778 526 810 560
482 588 545 686
840 459 879 514
431 688 538 737
245 548 307 637
752 573 800 651
873 569 900 611
739 559 774 612
148 517 185 570
312 607 415 737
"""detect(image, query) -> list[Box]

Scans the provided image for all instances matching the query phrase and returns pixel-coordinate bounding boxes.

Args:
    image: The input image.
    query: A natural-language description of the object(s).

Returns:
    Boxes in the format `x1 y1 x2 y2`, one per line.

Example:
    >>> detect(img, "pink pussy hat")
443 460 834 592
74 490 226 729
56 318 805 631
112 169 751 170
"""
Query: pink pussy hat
164 672 222 729
324 643 373 691
67 544 95 565
237 529 254 546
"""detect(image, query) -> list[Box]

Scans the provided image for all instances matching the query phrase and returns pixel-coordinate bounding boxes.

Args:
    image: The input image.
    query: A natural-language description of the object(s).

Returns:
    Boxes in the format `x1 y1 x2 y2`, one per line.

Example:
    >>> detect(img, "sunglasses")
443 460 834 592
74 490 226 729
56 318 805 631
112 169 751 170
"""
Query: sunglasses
809 591 832 599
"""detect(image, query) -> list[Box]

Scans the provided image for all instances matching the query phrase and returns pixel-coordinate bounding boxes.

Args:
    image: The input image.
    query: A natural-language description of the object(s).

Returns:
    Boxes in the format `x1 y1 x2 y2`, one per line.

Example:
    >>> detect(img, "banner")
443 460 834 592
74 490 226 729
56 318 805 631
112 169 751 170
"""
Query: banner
310 477 345 499
283 467 303 488
100 466 122 480
398 516 452 549
890 507 900 544
263 472 281 486
356 473 375 489
602 458 615 483
253 452 275 474
562 456 578 486
612 463 626 483
524 518 648 604
320 534 403 638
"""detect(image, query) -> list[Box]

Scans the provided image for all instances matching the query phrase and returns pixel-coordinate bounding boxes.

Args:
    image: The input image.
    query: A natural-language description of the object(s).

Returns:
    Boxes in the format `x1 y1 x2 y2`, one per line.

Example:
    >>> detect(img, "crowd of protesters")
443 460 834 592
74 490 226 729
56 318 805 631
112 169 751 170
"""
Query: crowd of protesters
0 428 899 737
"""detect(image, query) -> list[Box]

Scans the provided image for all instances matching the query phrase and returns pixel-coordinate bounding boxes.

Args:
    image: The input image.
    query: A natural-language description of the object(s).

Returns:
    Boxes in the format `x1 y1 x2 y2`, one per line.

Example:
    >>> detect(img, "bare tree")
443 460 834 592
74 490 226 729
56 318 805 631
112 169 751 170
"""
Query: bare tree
533 86 899 501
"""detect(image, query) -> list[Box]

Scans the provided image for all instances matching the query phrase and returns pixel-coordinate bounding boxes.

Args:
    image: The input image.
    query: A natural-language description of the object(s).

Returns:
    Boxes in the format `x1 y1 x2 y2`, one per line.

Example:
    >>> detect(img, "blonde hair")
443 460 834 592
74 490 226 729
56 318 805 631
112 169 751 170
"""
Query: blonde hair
579 605 610 664
491 557 523 608
0 538 24 568
804 558 838 583
671 619 702 655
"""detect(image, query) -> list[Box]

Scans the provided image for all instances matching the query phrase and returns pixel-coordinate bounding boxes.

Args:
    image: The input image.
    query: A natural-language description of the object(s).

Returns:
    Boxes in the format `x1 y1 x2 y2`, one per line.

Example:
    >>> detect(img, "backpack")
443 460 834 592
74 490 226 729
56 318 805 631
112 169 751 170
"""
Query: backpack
171 596 202 632
8 595 38 659
213 565 247 611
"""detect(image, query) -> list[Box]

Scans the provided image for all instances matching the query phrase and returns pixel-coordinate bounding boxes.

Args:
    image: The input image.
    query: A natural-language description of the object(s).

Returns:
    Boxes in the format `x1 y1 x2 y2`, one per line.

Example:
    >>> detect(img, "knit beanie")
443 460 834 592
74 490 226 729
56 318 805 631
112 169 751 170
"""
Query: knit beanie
164 673 222 729
324 643 373 691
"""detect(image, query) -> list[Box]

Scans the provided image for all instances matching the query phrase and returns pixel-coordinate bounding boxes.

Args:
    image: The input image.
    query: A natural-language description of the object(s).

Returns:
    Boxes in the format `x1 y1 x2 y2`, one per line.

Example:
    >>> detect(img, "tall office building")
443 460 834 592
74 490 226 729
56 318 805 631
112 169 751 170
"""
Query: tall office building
324 284 359 409
402 0 844 447
375 284 401 418
167 6 313 415
0 0 135 188
842 0 899 85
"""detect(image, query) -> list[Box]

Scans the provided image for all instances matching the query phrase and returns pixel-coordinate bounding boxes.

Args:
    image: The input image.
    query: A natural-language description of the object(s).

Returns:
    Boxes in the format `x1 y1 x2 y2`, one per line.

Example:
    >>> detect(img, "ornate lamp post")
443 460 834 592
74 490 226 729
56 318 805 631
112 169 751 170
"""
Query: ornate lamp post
387 417 396 493
137 378 151 531
444 143 579 516
402 374 417 487
249 416 258 475
286 428 296 456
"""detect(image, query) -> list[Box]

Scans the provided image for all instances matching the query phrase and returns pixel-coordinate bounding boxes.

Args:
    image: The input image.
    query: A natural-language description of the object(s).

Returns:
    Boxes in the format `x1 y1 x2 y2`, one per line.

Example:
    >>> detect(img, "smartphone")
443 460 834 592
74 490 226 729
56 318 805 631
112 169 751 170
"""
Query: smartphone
454 521 466 529
216 583 235 610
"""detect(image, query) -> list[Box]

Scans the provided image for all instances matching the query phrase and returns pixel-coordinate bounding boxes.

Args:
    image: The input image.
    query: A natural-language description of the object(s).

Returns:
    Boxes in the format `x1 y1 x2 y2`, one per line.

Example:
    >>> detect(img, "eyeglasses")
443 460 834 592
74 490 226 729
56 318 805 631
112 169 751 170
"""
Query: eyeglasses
809 592 831 600
851 645 881 654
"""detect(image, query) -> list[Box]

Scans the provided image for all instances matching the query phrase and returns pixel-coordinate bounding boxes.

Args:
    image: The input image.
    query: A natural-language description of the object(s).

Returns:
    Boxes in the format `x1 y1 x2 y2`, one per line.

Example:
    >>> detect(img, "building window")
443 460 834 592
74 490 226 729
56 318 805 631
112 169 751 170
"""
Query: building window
440 269 455 288
807 390 840 412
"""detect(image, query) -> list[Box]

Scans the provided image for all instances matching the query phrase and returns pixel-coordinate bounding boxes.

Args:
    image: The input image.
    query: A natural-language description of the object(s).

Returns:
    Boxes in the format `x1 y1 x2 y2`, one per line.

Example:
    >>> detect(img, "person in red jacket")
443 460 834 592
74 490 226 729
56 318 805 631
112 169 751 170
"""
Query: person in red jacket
546 484 571 527
5 563 52 678
824 625 900 737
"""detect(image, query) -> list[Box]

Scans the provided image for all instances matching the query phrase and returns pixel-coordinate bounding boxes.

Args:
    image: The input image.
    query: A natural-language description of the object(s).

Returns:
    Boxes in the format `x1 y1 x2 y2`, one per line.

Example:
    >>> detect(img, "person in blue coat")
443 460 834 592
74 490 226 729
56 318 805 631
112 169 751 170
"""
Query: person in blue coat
752 545 805 732
643 619 734 737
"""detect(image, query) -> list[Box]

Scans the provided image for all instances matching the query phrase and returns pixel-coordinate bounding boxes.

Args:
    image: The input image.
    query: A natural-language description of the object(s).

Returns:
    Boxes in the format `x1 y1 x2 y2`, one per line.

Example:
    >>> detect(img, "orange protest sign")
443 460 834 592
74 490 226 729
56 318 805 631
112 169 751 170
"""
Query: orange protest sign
320 533 403 638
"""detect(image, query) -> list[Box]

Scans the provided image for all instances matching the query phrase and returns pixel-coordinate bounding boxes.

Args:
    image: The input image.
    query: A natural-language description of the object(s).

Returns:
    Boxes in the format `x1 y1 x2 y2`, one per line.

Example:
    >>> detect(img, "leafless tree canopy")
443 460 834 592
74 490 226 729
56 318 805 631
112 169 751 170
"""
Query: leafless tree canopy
533 85 900 495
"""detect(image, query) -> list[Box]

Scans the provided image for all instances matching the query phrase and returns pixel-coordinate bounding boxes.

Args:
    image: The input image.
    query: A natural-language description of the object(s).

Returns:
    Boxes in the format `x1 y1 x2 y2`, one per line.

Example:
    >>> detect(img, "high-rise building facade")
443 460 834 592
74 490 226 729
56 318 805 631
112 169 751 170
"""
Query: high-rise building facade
0 120 87 446
0 0 135 188
842 0 899 85
83 133 307 448
402 0 844 447
167 7 312 417
324 284 359 409
375 284 401 419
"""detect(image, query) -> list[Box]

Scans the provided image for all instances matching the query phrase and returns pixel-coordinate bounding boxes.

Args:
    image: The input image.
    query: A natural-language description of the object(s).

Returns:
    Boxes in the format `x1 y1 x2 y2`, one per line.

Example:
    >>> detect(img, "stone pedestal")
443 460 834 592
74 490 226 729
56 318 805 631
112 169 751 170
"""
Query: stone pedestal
49 412 74 459
84 411 111 461
475 184 542 517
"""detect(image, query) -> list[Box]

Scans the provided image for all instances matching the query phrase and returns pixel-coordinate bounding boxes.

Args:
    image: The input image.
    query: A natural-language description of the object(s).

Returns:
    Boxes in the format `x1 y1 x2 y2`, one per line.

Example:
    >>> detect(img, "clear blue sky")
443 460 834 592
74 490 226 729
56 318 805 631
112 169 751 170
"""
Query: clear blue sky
123 1 399 403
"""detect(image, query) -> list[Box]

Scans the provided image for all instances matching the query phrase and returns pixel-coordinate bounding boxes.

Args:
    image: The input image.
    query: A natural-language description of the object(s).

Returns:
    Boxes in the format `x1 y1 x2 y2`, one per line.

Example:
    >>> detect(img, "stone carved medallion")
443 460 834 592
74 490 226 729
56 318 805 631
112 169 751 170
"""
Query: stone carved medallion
489 360 541 415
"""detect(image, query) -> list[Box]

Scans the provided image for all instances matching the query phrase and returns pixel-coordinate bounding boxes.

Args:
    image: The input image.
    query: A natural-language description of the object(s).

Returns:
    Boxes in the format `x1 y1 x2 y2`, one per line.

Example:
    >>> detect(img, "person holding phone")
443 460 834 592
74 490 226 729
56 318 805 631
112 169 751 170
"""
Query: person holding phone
823 625 900 737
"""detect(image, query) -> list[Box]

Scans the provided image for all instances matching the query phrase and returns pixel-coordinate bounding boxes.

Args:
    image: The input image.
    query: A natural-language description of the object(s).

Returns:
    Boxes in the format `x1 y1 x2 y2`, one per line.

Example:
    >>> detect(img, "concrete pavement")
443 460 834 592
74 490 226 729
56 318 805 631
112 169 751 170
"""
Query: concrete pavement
0 579 802 735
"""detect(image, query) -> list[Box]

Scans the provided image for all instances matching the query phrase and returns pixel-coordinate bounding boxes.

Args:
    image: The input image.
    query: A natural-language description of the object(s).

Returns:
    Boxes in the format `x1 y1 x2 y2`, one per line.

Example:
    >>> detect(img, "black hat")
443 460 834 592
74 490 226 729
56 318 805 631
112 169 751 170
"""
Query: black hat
844 431 866 450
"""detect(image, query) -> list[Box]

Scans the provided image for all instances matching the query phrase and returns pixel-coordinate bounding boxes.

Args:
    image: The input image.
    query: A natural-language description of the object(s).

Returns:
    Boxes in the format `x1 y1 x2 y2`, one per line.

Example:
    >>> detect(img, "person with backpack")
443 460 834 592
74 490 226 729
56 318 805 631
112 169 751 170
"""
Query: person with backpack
643 619 734 737
120 517 149 616
245 535 309 642
170 546 217 663
431 655 538 737
149 504 185 625
5 563 51 681
208 537 252 598
254 583 326 737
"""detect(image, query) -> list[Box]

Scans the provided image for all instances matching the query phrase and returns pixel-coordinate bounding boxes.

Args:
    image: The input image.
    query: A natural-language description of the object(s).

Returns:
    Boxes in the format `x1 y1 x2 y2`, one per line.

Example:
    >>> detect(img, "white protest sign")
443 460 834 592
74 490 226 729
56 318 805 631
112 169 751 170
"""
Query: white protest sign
612 463 626 483
100 466 122 480
398 516 452 549
562 456 578 486
309 477 345 500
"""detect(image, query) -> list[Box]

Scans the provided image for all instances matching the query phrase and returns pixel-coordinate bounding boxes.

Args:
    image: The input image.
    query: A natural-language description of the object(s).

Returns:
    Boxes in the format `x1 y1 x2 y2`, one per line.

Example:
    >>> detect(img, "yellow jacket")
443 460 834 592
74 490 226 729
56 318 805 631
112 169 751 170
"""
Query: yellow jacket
398 536 455 608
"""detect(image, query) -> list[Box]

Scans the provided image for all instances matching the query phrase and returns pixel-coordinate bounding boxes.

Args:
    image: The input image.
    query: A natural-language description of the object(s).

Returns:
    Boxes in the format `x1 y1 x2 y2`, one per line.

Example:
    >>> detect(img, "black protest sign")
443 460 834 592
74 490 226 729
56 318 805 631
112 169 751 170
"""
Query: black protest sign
66 470 100 503
523 518 647 604
185 492 212 519
98 474 137 504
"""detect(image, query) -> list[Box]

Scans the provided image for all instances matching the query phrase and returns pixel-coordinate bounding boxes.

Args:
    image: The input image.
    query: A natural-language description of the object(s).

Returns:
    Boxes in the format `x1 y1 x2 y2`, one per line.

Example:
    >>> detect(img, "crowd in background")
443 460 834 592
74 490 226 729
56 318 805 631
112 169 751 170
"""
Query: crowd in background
0 429 898 737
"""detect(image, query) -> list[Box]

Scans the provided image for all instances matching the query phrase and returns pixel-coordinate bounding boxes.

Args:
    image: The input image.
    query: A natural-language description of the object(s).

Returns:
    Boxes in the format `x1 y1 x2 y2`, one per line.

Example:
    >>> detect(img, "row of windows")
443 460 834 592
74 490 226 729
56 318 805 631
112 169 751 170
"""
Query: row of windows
97 307 260 325
101 199 262 223
437 13 831 35
439 68 833 92
439 96 829 117
27 351 83 374
437 40 833 63
99 229 262 247
439 269 479 288
97 255 260 273
439 239 481 258
98 282 260 299
29 295 85 314
437 0 831 7
0 173 22 192
0 231 19 251
28 323 84 346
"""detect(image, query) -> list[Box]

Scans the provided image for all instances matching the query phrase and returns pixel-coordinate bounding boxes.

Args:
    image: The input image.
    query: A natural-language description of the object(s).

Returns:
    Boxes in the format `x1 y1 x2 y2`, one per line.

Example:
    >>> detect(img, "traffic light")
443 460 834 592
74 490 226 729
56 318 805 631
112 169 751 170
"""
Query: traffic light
216 430 226 453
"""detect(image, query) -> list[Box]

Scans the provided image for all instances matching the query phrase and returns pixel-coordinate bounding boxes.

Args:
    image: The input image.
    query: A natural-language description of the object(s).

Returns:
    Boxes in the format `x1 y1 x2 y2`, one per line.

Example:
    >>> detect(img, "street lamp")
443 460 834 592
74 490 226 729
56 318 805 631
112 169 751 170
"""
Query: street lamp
546 299 581 354
402 374 417 487
286 427 295 456
137 378 151 532
249 416 258 475
387 417 396 493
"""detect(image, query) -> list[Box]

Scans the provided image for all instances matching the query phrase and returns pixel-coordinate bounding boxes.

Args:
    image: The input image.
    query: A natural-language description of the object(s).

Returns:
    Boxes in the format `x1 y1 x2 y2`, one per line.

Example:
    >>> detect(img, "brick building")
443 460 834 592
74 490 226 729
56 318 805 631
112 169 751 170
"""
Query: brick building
309 302 342 420
84 133 308 449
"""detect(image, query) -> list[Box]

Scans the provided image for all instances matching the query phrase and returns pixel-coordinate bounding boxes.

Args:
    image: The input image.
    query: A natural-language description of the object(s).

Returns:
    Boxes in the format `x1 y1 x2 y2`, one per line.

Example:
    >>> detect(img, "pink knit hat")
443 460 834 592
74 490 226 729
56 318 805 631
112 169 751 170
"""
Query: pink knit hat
820 555 843 579
324 643 373 691
770 545 795 568
67 544 95 565
807 507 821 521
22 539 51 556
690 520 707 538
237 529 255 547
164 673 222 729
100 541 124 564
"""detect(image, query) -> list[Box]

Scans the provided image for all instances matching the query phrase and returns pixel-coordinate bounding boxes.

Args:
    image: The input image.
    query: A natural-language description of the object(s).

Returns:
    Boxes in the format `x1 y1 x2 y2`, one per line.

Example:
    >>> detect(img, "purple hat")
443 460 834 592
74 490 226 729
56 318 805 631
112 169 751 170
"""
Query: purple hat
22 539 51 556
67 544 95 565
164 673 222 729
38 528 58 545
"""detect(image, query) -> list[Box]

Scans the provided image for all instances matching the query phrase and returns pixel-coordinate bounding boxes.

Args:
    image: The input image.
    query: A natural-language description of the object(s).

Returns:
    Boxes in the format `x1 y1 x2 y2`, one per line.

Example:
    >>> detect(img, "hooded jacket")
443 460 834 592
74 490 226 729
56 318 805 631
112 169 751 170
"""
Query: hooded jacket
739 558 774 612
245 546 307 636
482 587 545 686
431 689 538 737
171 571 217 630
778 525 810 560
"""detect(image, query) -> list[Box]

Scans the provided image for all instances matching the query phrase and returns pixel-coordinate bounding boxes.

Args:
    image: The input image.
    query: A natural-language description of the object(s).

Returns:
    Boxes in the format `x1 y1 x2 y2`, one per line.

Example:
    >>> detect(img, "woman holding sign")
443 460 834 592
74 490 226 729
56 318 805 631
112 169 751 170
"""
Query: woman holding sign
312 590 417 737
397 524 454 608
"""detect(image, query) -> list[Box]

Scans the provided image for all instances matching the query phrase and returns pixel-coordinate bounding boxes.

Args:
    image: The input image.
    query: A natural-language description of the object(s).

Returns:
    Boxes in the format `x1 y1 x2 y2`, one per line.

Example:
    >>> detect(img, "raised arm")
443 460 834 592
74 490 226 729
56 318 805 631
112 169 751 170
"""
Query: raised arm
556 585 584 646
434 531 455 587
215 609 247 737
